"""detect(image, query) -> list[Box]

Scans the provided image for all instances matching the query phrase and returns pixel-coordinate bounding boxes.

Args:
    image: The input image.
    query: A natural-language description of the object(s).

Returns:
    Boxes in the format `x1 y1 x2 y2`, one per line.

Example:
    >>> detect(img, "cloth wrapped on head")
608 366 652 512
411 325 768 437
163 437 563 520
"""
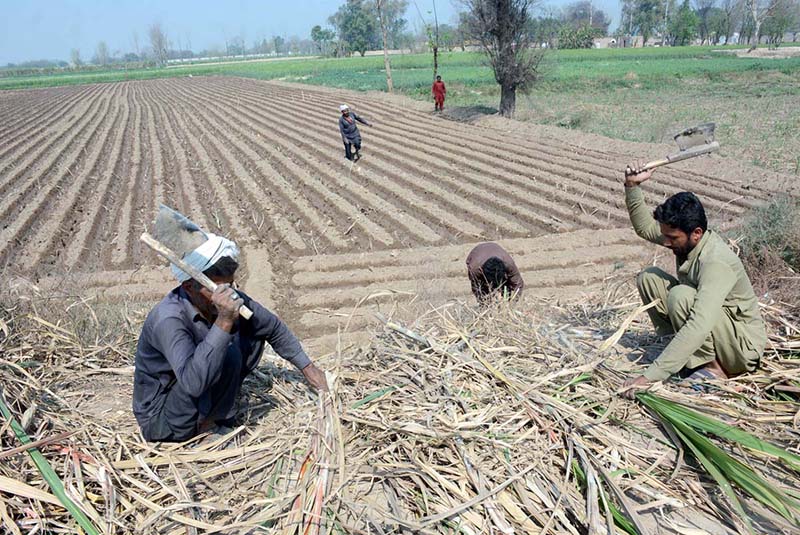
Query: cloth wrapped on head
339 104 349 112
171 233 239 282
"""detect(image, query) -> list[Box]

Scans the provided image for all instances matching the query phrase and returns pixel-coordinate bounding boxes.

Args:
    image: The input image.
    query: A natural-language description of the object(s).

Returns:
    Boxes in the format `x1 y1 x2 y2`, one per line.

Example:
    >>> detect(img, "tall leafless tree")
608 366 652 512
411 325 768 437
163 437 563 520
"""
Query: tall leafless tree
70 48 82 67
149 23 169 65
462 0 545 117
376 0 395 92
94 41 109 65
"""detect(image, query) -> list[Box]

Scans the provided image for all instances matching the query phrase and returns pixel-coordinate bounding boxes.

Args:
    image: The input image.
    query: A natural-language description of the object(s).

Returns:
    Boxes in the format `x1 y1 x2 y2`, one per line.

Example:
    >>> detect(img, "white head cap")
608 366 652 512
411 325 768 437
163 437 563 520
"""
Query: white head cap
339 104 349 112
170 233 239 282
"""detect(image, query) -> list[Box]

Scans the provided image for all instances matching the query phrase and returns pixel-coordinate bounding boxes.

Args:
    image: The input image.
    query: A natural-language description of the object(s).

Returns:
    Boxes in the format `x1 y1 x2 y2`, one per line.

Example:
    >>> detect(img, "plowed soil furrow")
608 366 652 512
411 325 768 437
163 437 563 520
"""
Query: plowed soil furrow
0 85 100 166
220 83 543 237
143 89 169 219
293 228 637 273
276 83 759 213
192 82 446 244
166 81 398 248
0 86 109 202
158 97 321 251
148 90 243 243
5 77 787 351
253 86 620 226
293 243 644 290
285 81 768 201
160 81 361 250
155 88 306 250
7 85 124 271
62 85 133 270
143 84 213 232
201 82 487 240
0 85 81 135
262 90 633 226
109 84 145 265
342 132 554 235
297 262 629 311
187 88 441 245
1 84 96 133
0 91 116 267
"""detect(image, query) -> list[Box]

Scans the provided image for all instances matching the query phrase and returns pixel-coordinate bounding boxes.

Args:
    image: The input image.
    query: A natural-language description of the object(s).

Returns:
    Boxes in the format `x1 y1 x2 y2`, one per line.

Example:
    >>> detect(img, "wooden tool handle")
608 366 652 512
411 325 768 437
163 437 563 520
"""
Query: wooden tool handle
642 141 720 171
641 158 670 171
140 233 253 320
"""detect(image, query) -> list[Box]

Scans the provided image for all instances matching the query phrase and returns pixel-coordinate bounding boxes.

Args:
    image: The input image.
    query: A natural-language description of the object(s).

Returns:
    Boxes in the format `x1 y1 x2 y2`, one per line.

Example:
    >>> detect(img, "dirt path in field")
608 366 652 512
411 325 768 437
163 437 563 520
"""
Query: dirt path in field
1 76 793 350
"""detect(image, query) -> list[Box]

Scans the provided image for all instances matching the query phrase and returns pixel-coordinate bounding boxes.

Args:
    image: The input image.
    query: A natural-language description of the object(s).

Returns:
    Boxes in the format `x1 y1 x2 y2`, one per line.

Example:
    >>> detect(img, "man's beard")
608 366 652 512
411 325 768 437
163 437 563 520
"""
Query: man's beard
671 243 693 260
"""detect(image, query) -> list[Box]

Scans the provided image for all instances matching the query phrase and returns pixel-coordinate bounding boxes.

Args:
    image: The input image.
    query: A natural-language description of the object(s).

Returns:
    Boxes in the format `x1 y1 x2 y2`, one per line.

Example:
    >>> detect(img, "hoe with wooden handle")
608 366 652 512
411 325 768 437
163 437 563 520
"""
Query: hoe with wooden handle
629 123 720 174
140 232 254 320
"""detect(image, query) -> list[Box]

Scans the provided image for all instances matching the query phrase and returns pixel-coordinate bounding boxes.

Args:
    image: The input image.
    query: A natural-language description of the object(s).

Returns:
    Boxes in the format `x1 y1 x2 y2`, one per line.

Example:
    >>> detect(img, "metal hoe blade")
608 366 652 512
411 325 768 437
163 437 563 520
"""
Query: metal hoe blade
673 122 716 151
153 205 208 258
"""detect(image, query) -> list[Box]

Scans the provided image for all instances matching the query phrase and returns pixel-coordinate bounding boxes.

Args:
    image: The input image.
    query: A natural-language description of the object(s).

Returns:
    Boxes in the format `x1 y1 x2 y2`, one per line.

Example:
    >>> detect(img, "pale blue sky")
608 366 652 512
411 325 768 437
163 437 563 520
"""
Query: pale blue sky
0 1 619 65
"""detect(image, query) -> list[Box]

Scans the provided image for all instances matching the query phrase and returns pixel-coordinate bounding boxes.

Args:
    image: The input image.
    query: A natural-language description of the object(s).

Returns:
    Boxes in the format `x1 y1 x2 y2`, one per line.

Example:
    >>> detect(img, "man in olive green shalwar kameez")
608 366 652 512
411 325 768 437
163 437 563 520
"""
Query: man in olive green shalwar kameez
621 162 767 397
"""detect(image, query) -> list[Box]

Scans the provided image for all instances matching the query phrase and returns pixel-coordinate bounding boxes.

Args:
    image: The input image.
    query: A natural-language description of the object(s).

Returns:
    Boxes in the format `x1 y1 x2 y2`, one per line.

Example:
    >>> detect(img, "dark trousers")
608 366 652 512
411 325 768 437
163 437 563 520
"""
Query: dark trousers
344 141 361 160
141 342 263 442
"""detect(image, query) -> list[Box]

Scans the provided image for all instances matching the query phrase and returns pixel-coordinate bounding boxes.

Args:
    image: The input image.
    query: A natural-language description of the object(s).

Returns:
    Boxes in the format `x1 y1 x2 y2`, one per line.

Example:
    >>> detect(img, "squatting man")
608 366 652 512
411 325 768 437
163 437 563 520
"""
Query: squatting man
620 162 766 398
133 234 328 442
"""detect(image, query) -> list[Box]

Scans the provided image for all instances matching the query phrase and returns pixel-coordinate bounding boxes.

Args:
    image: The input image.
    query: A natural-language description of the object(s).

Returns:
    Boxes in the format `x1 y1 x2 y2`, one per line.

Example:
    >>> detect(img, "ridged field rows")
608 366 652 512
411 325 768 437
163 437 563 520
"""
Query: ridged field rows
0 77 778 349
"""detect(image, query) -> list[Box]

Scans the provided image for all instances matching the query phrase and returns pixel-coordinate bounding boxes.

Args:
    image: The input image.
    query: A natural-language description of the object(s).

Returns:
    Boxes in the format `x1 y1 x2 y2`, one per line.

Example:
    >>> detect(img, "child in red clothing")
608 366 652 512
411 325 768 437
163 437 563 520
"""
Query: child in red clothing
432 75 446 111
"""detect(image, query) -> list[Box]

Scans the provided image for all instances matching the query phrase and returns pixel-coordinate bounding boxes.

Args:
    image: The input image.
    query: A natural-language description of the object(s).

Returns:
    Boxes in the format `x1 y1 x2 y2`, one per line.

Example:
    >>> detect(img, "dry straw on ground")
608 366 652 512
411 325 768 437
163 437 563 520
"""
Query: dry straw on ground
1 287 799 534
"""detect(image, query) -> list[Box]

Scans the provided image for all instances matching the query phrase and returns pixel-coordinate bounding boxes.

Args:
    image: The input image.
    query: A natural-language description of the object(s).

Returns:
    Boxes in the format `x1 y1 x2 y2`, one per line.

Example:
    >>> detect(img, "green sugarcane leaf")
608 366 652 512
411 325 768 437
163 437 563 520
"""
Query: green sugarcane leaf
350 386 397 409
641 393 800 528
667 415 756 534
638 393 800 472
0 393 102 535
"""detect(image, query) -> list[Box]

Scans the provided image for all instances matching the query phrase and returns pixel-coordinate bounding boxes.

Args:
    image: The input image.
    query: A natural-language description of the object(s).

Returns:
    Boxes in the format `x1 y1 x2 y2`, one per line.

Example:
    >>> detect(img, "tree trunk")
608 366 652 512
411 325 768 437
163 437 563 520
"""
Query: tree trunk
433 45 439 81
376 0 394 92
749 0 760 51
499 85 516 117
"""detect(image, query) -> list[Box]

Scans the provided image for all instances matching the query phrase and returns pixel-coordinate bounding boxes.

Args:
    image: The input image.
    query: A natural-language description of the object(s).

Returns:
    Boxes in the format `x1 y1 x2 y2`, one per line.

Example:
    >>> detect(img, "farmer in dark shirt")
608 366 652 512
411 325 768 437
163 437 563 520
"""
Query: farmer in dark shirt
466 242 525 305
133 237 327 442
338 103 372 161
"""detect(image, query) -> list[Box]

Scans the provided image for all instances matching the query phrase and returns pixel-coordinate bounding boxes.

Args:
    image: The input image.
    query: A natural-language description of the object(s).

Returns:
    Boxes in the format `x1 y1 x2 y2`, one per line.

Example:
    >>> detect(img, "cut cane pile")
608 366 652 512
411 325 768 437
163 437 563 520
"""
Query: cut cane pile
1 287 800 534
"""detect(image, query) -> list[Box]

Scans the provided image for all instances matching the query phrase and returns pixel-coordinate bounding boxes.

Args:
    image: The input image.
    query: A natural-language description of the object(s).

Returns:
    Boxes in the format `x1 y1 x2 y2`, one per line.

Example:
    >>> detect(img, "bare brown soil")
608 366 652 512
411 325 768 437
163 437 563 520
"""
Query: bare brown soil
0 77 791 350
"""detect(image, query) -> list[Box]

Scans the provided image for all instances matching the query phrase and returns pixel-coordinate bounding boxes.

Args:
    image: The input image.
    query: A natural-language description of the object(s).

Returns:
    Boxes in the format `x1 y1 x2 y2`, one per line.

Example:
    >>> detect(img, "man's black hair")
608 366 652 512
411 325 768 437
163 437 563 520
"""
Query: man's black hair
479 257 508 295
653 192 707 235
204 256 239 279
436 75 441 79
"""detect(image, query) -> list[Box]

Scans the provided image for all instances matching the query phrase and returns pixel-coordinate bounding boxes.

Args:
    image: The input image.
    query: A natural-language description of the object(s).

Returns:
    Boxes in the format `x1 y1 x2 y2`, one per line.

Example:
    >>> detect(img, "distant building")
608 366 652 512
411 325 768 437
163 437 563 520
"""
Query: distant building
595 36 643 48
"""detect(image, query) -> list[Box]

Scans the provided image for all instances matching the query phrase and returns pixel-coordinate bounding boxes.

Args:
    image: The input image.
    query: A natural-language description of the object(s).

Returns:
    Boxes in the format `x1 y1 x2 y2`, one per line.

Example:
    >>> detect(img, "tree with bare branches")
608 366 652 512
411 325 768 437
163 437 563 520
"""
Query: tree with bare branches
149 23 169 66
743 0 791 49
376 0 394 92
462 0 545 117
93 41 109 66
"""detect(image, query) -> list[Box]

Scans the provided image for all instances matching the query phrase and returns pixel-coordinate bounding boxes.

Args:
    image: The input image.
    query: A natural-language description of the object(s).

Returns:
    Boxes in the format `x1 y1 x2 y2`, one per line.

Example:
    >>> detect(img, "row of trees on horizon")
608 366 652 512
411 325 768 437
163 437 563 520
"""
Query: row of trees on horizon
4 0 799 72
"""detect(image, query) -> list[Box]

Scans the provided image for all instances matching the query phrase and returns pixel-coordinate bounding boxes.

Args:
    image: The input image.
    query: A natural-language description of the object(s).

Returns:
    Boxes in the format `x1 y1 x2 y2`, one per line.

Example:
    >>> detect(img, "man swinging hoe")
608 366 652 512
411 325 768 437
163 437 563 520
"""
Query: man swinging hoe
619 124 766 398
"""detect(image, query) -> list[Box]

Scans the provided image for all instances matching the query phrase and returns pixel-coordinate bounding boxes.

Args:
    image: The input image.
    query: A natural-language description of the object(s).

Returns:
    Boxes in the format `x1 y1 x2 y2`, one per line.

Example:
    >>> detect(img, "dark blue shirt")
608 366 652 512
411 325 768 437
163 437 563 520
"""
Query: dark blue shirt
339 112 369 144
133 287 310 425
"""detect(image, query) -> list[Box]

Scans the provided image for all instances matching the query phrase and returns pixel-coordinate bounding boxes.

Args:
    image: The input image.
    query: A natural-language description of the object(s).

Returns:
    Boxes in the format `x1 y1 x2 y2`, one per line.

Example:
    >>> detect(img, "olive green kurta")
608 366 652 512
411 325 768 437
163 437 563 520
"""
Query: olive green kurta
625 185 766 381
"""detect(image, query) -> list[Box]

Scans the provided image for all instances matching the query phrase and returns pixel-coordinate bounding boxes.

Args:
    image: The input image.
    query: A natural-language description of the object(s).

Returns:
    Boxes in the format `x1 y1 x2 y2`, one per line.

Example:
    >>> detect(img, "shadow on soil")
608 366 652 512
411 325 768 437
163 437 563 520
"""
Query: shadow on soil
441 105 498 124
